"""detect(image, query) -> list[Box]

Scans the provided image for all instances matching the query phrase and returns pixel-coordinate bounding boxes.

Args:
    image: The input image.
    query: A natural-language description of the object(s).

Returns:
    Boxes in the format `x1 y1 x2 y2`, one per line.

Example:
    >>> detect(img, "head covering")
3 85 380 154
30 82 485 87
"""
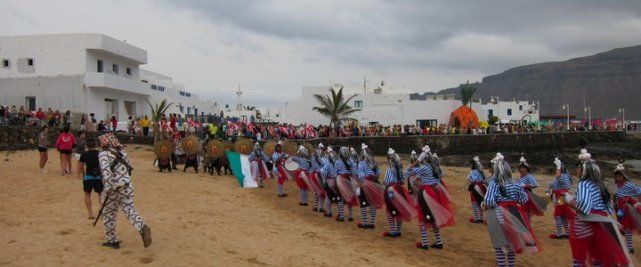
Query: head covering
326 146 337 163
297 145 309 157
578 149 610 201
98 132 122 148
360 144 376 169
253 142 262 154
388 148 403 178
349 147 359 162
493 153 513 185
409 150 419 164
471 156 483 170
339 146 350 160
614 161 629 180
518 156 531 171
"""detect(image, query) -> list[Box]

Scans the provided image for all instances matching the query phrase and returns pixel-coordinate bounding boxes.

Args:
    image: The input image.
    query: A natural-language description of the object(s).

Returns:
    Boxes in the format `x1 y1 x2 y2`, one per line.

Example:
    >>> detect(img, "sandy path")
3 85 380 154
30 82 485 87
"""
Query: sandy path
0 146 639 266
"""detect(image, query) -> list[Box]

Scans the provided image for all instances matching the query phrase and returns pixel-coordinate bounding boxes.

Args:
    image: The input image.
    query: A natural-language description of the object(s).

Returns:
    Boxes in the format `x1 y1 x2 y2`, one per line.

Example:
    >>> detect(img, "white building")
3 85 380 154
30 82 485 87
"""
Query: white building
0 33 218 121
265 85 539 127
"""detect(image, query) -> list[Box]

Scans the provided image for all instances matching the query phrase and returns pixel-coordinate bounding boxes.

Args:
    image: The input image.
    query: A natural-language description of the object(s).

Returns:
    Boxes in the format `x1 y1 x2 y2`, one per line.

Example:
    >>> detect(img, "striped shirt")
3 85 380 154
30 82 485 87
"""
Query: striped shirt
311 156 323 172
335 159 351 175
384 166 400 186
616 181 641 199
467 169 485 183
272 151 286 163
405 164 438 186
575 180 611 214
517 173 538 188
483 179 528 208
349 159 359 177
321 159 337 178
549 173 572 191
248 151 269 162
357 161 380 182
292 156 311 171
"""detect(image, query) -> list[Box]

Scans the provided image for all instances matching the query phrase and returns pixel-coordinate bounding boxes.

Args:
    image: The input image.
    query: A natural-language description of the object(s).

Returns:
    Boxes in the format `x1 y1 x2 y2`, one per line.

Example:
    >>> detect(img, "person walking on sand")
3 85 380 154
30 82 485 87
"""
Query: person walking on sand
97 133 152 249
38 125 50 173
55 126 75 175
77 138 103 219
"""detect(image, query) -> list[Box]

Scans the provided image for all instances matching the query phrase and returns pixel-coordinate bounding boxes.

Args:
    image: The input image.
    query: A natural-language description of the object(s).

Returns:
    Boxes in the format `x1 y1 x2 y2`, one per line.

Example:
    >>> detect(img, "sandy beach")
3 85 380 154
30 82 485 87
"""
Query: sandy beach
1 146 639 266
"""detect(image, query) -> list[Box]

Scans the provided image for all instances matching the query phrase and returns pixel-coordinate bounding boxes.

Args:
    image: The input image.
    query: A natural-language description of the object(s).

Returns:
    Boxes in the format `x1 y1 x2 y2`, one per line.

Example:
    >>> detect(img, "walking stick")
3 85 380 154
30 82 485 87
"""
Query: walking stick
93 192 112 226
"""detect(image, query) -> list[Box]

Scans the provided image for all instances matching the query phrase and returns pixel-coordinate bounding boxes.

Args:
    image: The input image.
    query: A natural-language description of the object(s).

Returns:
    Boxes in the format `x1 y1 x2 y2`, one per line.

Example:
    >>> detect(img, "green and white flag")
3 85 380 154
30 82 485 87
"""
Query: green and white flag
225 151 258 188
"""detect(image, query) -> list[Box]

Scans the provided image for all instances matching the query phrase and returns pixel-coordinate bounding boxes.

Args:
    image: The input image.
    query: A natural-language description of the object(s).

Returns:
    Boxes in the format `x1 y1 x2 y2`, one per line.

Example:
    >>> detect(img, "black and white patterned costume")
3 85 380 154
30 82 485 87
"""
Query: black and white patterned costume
99 149 146 244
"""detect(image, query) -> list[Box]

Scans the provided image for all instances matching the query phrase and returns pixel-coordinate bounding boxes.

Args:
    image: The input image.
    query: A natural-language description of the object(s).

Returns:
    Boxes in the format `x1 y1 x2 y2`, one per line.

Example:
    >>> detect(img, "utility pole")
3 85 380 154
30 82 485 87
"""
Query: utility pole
562 104 570 131
363 76 367 94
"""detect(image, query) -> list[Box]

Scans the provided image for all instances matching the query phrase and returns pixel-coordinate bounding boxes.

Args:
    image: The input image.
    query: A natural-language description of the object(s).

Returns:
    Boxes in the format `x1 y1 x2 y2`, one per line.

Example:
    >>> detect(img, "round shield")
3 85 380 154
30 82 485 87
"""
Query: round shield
263 140 277 157
181 135 200 155
154 139 175 159
283 141 298 155
223 141 234 152
234 138 252 155
206 139 225 158
284 158 300 171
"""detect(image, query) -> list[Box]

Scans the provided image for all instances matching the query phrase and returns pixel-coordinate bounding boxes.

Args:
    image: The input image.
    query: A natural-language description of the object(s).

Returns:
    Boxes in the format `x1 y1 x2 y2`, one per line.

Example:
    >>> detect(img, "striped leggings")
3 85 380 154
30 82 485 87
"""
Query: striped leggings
418 221 442 246
495 247 515 267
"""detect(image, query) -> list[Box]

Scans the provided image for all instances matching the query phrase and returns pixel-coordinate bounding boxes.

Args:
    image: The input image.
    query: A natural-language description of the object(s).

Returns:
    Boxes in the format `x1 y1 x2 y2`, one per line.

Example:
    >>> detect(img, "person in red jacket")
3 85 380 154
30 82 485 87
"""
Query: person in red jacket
55 126 76 175
110 116 118 132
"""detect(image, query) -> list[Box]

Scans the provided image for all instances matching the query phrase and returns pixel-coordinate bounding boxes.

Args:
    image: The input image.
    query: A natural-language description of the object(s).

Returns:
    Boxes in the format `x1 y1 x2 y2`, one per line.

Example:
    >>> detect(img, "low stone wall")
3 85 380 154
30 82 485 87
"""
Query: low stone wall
0 126 153 151
304 131 626 156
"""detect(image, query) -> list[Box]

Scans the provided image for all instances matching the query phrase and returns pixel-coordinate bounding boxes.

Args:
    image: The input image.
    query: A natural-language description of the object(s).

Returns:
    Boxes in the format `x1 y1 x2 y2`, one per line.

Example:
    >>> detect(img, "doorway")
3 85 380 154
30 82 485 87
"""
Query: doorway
25 96 36 111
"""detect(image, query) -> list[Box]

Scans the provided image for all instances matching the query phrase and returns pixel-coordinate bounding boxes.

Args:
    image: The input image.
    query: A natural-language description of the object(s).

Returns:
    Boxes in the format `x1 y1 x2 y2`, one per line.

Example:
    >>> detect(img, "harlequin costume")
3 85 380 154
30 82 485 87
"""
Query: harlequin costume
356 144 384 229
335 147 357 221
517 156 544 223
291 146 312 206
467 156 487 223
548 157 575 239
382 148 416 238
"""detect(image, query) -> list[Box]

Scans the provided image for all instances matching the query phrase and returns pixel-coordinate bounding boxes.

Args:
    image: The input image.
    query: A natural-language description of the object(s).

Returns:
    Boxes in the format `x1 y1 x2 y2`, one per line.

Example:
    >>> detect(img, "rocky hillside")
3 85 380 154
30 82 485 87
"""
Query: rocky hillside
439 45 641 119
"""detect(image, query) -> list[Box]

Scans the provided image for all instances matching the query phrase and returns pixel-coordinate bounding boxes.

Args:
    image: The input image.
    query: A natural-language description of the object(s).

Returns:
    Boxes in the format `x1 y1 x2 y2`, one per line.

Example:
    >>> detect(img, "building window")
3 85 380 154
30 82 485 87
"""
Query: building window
179 105 184 113
519 105 523 111
187 107 191 114
185 92 191 97
97 60 103 73
488 109 493 117
112 64 119 74
354 100 363 108
126 67 131 76
27 58 34 66
2 59 9 68
157 86 165 92
25 96 36 111
151 84 157 90
507 109 512 116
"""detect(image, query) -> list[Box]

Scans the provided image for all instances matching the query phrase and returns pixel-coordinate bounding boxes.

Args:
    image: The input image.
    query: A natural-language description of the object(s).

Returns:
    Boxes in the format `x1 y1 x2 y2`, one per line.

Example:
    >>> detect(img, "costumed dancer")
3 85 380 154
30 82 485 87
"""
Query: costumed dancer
407 148 455 250
321 147 342 219
272 142 291 197
183 152 199 173
248 142 270 188
356 144 384 229
467 156 487 223
97 133 152 249
383 148 417 238
310 143 327 213
291 145 312 206
614 162 641 253
335 147 357 222
484 153 540 266
547 157 575 239
517 156 544 223
564 149 630 266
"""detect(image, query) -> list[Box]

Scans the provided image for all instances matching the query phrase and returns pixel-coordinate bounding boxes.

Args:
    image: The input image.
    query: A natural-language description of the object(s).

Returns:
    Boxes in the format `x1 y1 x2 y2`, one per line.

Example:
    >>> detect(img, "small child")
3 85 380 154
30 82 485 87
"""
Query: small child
77 138 103 219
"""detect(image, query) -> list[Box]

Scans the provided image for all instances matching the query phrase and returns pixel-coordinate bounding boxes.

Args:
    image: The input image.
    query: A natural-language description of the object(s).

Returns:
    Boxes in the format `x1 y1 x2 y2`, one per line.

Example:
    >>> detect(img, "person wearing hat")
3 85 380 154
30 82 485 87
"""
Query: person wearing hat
483 153 540 265
614 162 641 253
291 145 312 206
467 156 487 223
335 146 357 222
564 149 629 266
547 157 575 239
248 142 270 188
382 148 416 238
356 144 383 230
271 142 291 197
517 156 542 223
320 147 341 218
310 143 327 213
97 133 151 249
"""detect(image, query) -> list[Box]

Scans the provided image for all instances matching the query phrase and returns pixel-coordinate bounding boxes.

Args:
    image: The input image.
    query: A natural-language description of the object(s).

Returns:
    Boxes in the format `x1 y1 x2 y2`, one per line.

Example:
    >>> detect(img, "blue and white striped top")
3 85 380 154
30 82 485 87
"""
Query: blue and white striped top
575 180 611 214
311 156 323 172
517 173 538 188
384 166 400 186
292 156 311 171
357 161 380 182
349 159 359 177
405 164 438 186
467 169 485 183
335 159 351 175
321 159 337 178
272 151 286 163
248 151 269 162
549 173 572 191
616 181 641 199
483 179 529 208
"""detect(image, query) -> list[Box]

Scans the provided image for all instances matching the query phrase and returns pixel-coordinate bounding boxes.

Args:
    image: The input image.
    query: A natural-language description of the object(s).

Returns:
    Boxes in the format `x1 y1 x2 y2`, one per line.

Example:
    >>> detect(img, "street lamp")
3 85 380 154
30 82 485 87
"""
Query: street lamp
584 107 591 130
619 108 626 132
562 104 570 130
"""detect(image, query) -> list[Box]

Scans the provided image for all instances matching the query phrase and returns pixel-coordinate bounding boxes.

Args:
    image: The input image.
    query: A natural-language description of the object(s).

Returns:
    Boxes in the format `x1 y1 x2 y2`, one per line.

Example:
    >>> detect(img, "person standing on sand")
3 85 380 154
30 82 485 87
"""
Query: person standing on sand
272 142 290 198
97 133 151 249
356 144 383 230
77 138 103 219
55 126 75 175
38 125 50 173
467 156 487 223
547 157 574 239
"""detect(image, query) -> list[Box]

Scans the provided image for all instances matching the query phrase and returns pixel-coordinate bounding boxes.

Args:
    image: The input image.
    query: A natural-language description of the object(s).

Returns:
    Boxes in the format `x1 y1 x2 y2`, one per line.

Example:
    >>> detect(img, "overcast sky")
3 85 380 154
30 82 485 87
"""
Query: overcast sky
2 0 640 107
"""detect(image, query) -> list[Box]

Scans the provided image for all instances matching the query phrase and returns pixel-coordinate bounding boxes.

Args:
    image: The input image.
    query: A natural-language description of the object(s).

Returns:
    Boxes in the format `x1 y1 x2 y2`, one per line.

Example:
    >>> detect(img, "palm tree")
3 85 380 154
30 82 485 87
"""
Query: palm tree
312 86 361 128
460 81 477 107
146 99 173 143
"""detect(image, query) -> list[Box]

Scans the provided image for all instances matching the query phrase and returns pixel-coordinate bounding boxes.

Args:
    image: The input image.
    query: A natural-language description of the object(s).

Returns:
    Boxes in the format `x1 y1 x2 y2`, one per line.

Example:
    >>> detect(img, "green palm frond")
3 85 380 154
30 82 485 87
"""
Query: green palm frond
460 81 477 106
312 86 361 127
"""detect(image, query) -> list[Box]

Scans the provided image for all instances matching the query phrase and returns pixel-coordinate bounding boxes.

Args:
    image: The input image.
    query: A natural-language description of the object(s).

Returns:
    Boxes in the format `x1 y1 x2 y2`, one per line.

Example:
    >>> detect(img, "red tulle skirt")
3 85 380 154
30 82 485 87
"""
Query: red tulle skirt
293 170 309 190
250 160 270 180
384 184 417 222
489 202 541 254
570 211 630 266
552 190 576 219
417 184 455 228
523 189 545 216
617 197 641 232
308 171 326 197
468 182 487 204
337 175 357 206
361 178 385 209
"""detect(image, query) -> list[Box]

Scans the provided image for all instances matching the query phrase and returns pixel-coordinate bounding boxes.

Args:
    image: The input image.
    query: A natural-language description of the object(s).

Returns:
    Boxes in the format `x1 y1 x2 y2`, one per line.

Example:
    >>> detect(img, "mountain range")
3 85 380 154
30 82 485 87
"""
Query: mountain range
438 45 641 120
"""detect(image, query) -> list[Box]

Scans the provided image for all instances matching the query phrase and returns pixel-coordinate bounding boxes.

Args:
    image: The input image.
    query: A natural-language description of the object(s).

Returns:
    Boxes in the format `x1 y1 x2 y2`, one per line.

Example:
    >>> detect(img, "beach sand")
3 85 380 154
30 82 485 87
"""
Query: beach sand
0 146 638 266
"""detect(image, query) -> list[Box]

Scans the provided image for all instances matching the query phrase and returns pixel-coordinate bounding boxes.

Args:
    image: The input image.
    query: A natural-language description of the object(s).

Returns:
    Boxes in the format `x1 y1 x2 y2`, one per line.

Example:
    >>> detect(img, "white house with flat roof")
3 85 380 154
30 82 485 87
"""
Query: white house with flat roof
0 33 218 121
